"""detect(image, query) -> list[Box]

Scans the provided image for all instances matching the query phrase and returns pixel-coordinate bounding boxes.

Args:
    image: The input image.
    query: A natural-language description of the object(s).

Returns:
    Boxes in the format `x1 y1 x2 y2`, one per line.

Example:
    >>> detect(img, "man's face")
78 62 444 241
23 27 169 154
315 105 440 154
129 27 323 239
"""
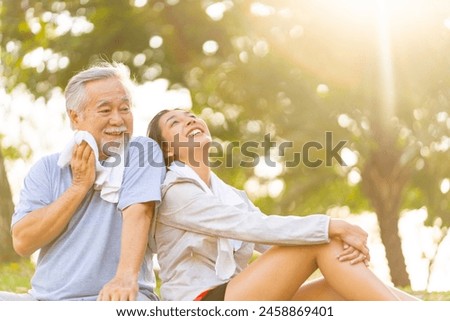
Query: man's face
69 77 133 160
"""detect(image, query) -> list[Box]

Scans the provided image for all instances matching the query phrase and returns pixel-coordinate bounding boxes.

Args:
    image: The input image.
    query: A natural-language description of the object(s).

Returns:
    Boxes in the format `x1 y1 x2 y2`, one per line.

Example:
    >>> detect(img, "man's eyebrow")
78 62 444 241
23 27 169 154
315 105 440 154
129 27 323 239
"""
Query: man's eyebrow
95 96 130 108
95 100 110 108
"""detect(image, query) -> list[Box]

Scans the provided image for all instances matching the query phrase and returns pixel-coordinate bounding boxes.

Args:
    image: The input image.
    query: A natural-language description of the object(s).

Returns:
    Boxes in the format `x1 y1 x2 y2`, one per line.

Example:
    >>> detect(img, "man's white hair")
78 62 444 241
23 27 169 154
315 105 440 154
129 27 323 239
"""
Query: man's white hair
64 62 135 129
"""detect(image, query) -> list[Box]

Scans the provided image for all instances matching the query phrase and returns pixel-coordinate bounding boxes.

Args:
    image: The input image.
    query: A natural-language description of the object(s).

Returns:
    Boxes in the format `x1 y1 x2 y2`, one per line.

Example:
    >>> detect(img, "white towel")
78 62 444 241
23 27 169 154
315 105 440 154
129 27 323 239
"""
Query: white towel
57 130 125 203
168 161 243 280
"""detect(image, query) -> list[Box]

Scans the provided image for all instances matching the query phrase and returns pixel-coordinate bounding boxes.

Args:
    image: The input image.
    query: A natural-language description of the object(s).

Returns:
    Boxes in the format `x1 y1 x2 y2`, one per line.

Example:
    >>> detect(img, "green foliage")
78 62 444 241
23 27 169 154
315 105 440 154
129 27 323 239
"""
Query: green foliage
1 0 449 284
0 260 34 293
1 145 32 161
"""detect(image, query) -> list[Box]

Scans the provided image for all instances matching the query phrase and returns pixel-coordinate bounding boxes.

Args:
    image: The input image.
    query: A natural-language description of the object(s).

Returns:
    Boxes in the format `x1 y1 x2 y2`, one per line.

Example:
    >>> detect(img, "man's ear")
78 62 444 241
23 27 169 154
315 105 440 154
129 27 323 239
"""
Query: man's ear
68 110 80 129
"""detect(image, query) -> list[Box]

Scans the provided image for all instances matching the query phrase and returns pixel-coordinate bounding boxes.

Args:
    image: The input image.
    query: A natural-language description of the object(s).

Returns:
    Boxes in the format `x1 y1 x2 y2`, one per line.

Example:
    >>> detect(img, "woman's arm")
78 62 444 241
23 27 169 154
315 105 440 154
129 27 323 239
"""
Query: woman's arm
159 182 330 246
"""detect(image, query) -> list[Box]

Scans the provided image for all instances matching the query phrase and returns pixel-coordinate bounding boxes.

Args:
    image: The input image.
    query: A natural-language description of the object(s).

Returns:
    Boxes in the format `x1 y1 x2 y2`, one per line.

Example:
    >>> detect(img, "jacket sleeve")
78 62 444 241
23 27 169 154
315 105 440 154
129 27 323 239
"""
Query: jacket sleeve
158 181 330 246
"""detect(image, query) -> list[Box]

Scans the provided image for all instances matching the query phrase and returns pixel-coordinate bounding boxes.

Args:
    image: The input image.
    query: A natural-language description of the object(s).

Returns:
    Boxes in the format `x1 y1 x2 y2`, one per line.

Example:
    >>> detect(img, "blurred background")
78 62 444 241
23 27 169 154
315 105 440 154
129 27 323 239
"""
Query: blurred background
0 0 449 296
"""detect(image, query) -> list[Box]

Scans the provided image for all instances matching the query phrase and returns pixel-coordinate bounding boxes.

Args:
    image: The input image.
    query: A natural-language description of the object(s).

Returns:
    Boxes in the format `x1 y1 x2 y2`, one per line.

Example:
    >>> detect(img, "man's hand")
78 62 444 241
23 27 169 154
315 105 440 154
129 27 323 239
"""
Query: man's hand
97 274 139 301
71 141 96 192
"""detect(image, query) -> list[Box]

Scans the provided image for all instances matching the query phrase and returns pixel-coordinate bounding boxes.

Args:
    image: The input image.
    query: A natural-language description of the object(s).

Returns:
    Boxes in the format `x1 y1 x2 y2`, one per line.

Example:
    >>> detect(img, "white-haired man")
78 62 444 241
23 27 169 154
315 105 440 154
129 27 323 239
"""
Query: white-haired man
0 62 165 301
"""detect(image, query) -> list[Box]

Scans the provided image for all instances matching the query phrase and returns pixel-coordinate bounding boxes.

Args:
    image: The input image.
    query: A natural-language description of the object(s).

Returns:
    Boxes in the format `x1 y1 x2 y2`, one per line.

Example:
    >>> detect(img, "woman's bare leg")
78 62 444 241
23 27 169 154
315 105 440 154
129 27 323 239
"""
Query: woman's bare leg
225 239 399 301
293 277 419 301
225 244 318 300
292 278 345 301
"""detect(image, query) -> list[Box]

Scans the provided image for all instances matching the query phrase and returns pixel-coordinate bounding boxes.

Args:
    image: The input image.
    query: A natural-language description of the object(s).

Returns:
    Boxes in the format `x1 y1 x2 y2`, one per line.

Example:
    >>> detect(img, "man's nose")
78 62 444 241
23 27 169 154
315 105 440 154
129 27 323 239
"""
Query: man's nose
109 110 124 125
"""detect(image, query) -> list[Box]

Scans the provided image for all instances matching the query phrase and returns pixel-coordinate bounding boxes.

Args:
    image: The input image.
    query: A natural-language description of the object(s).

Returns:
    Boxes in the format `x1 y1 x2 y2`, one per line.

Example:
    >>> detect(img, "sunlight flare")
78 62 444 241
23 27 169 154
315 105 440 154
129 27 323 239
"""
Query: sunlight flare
376 0 396 121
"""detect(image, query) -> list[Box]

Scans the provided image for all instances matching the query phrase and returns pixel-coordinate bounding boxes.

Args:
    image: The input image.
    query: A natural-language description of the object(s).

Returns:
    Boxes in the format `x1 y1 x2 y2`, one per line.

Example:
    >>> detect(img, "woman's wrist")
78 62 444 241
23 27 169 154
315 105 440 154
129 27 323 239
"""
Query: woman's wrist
328 219 346 239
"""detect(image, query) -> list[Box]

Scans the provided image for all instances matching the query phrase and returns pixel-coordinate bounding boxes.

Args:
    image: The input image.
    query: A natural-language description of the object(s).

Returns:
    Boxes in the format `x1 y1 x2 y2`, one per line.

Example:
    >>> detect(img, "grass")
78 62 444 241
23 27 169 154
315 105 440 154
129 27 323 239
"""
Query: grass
1 259 449 300
408 290 450 301
0 260 34 293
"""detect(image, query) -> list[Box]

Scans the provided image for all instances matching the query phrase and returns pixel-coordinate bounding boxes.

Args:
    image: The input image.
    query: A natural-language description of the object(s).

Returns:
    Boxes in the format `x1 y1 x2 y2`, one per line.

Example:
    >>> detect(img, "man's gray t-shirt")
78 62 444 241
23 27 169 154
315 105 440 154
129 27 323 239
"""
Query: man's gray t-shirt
12 136 165 300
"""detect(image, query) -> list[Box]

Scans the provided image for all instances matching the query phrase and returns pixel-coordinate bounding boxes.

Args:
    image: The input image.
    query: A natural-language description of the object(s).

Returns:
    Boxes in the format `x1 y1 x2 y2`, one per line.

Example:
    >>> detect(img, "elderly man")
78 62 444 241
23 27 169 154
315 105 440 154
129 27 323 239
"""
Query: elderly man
0 62 165 301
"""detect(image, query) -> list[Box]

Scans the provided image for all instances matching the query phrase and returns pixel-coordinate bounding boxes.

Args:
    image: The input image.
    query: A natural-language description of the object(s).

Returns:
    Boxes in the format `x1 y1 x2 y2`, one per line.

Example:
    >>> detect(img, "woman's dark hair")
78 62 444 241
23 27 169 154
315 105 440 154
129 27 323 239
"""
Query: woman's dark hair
146 109 172 166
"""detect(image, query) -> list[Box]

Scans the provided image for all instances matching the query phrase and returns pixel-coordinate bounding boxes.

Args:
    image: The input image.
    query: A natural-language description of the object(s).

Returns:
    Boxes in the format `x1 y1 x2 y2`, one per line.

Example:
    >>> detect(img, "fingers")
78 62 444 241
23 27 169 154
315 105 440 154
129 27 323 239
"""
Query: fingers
363 243 371 262
71 141 96 190
350 252 368 265
97 280 138 301
97 289 133 301
354 240 369 258
337 250 368 265
97 290 105 301
74 141 94 161
337 243 371 266
128 291 137 301
348 227 370 257
72 141 93 168
337 247 359 262
334 221 372 267
340 235 369 256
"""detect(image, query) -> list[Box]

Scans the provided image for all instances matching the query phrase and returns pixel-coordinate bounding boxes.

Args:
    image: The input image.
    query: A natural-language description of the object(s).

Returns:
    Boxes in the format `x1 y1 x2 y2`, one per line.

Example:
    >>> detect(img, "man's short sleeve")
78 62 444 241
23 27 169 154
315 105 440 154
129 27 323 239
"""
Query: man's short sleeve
12 155 55 226
118 136 166 211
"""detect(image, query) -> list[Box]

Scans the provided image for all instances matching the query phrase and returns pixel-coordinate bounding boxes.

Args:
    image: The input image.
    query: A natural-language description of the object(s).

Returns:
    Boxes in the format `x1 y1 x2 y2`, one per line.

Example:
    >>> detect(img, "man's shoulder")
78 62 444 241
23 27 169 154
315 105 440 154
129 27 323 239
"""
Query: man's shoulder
124 136 165 170
23 153 65 183
127 136 162 155
129 135 158 146
32 153 61 169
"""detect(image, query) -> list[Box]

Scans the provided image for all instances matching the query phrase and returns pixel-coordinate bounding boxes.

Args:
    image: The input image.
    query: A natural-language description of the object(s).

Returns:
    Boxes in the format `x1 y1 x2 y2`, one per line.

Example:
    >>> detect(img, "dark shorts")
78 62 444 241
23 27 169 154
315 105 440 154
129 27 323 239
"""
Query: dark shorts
194 283 228 301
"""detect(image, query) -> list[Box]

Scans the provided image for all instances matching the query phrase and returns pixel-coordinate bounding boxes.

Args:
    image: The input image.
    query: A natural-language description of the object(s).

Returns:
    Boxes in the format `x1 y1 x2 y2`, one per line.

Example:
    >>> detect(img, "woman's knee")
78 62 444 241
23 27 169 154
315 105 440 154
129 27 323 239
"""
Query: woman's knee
264 240 344 265
298 238 344 254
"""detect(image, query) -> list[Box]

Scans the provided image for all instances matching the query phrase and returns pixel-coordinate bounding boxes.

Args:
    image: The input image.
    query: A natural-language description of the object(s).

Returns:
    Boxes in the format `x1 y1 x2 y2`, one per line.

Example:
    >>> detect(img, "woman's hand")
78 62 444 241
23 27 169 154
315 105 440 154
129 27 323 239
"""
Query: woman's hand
329 219 370 265
337 243 370 266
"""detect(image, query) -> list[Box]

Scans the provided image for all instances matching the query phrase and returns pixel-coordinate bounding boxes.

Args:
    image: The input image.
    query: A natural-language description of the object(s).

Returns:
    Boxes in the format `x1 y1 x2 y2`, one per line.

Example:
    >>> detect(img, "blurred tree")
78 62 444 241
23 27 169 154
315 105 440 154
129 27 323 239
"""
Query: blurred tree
1 0 448 287
0 145 19 262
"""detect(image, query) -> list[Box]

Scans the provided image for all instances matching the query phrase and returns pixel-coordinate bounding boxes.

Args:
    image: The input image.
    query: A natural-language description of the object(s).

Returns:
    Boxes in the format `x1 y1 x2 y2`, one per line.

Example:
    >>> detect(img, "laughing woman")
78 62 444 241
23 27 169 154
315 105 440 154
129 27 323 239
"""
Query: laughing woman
147 109 417 301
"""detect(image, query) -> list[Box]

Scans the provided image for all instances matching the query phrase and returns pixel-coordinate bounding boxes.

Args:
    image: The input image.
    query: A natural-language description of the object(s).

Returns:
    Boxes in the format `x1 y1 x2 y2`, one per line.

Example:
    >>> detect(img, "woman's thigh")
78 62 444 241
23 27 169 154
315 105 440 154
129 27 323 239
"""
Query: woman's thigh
225 244 322 300
292 277 345 301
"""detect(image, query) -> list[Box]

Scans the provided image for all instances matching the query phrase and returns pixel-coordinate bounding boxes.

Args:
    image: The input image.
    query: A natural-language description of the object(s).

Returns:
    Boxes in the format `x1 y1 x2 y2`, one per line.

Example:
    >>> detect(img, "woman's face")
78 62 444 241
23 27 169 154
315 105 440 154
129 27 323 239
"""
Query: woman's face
158 109 212 164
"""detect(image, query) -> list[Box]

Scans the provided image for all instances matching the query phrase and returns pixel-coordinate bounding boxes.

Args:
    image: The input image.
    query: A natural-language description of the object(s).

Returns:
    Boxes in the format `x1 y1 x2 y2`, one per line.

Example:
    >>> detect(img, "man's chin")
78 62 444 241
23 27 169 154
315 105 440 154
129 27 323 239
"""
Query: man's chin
100 137 128 157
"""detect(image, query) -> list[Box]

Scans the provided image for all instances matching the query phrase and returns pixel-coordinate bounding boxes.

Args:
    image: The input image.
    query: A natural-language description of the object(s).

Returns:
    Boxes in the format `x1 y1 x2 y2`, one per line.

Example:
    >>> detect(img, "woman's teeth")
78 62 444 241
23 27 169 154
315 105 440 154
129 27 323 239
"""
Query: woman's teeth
188 129 202 137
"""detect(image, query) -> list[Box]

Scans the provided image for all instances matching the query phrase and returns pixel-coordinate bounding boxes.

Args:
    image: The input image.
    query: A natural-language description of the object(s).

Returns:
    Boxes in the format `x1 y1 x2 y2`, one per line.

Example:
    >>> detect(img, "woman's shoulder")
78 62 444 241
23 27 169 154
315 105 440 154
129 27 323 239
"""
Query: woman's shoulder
159 172 213 212
161 170 207 197
163 170 199 185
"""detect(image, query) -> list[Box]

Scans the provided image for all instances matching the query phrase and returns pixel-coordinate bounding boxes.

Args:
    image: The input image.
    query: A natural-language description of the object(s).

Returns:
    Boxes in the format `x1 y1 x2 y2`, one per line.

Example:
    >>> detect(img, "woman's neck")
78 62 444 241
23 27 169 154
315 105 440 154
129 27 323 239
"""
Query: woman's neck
174 159 210 187
191 164 211 187
179 146 211 186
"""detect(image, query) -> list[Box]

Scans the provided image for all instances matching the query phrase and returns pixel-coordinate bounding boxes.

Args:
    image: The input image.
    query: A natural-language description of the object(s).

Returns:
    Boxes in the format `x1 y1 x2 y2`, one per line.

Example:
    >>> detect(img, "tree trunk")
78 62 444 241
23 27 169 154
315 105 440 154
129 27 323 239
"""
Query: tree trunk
361 145 411 287
0 146 20 262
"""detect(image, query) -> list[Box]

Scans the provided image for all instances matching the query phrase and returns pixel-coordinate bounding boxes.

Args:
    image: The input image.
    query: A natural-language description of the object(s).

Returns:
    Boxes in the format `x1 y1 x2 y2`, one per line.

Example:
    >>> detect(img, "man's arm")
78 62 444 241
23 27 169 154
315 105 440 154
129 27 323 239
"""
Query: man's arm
12 142 95 256
97 201 155 301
